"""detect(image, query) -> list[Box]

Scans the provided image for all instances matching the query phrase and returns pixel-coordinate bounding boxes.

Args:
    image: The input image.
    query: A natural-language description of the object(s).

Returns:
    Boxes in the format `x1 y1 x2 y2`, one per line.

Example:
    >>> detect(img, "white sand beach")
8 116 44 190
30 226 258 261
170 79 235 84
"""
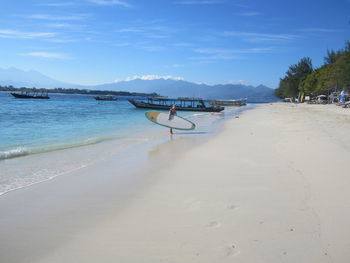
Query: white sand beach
1 103 350 263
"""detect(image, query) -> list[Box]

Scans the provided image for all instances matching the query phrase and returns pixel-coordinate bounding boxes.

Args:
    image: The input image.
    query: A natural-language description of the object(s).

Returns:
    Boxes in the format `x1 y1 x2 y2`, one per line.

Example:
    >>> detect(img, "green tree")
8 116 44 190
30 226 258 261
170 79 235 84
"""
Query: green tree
324 50 340 64
275 57 313 98
277 41 350 99
334 51 350 91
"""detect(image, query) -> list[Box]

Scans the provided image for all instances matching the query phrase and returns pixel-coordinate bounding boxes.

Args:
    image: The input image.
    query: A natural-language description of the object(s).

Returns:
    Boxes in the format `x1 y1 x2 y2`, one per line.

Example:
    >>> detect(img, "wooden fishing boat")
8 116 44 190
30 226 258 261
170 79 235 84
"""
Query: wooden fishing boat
209 98 247 106
128 97 224 112
11 91 50 99
94 96 118 101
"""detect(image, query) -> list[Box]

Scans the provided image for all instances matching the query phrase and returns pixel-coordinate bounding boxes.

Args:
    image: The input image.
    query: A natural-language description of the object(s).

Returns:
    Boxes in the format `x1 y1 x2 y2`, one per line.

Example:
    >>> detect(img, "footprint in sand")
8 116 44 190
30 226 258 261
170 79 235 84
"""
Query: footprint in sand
227 204 239 210
225 244 240 257
190 202 202 211
184 200 202 211
207 221 221 228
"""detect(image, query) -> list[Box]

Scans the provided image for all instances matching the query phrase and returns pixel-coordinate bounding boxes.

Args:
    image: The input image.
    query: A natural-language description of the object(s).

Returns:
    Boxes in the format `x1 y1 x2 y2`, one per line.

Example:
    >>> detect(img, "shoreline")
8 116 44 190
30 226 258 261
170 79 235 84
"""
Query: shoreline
0 103 247 196
1 103 350 262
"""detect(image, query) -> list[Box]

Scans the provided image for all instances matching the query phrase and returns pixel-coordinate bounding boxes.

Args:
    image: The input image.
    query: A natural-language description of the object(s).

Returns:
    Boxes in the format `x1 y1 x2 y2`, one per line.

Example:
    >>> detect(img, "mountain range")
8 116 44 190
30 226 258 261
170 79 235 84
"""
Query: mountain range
0 67 277 102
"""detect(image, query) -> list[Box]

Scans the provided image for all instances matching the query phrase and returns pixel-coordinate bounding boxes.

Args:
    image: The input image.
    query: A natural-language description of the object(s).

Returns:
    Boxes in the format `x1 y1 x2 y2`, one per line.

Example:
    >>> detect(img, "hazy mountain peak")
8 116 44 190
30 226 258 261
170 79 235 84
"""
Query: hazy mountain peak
0 67 72 89
0 67 277 102
115 75 185 82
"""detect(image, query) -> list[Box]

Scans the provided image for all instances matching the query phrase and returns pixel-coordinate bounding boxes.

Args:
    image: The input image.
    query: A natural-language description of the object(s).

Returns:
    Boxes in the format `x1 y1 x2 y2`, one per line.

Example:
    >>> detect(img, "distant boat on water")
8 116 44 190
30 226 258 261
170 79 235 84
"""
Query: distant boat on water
209 98 247 106
11 91 50 99
128 97 224 112
94 96 118 101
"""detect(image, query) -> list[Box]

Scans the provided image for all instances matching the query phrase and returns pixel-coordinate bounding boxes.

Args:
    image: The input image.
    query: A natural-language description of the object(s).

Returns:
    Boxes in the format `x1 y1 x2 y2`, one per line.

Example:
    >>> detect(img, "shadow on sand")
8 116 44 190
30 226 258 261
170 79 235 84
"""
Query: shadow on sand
173 131 208 135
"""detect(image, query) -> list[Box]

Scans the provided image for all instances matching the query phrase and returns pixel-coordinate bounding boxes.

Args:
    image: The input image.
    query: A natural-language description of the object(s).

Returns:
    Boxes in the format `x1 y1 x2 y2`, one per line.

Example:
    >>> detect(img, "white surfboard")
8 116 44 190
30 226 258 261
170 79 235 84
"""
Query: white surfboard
145 111 196 130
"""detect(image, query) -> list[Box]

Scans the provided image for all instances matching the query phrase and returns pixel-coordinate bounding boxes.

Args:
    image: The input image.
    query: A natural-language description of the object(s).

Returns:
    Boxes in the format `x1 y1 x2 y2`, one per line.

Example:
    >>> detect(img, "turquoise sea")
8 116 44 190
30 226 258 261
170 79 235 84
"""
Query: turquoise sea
0 92 151 159
0 91 253 195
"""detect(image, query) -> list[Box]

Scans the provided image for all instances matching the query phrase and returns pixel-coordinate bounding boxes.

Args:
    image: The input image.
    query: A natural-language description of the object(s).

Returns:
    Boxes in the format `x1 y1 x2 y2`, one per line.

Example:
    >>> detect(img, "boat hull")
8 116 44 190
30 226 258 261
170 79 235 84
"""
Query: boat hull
209 101 246 106
11 93 50 99
128 99 224 112
94 97 118 101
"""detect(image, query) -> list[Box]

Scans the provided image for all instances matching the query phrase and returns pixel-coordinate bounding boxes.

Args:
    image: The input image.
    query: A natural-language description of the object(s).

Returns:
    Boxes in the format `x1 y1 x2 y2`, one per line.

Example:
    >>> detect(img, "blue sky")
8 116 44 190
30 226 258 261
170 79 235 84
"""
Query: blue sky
0 0 349 88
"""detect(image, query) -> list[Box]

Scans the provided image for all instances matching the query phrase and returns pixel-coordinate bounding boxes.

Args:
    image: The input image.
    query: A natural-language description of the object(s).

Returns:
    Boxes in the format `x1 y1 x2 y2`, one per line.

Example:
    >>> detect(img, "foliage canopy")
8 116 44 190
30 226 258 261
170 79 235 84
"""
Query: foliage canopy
275 41 350 98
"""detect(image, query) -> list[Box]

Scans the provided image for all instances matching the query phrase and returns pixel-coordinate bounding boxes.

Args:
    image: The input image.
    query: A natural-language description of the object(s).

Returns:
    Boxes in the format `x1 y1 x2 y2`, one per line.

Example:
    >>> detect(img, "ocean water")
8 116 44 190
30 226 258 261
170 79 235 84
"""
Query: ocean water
0 92 151 159
0 91 253 195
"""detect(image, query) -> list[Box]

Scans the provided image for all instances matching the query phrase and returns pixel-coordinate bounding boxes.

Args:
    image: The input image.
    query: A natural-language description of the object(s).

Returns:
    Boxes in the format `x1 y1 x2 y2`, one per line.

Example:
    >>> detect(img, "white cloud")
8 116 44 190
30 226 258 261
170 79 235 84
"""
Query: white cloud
190 54 238 62
164 63 185 69
194 48 230 54
22 52 69 59
143 33 168 39
112 38 166 51
238 12 262 16
194 47 273 55
117 28 144 33
190 46 274 63
45 23 71 28
43 23 88 36
174 0 223 5
87 0 133 7
229 79 247 85
116 25 171 39
170 64 184 68
297 28 342 33
138 44 165 51
115 75 185 82
113 42 131 47
222 31 299 43
27 14 88 21
46 38 77 43
0 29 57 39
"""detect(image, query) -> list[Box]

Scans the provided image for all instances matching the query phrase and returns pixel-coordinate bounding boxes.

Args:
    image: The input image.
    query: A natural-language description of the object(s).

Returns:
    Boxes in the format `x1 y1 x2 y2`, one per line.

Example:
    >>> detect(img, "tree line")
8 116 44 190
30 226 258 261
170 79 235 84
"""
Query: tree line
0 85 159 97
275 41 350 99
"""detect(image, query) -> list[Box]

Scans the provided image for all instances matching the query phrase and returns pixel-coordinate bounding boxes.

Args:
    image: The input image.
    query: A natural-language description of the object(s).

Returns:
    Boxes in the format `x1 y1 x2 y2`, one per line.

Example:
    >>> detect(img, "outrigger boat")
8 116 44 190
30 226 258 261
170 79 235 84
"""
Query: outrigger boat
11 91 50 99
128 97 224 112
209 98 247 106
94 96 118 101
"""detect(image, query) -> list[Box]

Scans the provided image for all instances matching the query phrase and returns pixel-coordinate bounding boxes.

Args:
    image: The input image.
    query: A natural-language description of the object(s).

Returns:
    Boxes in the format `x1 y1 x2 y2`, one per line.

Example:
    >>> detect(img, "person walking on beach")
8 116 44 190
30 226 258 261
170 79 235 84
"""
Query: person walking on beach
168 104 177 134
